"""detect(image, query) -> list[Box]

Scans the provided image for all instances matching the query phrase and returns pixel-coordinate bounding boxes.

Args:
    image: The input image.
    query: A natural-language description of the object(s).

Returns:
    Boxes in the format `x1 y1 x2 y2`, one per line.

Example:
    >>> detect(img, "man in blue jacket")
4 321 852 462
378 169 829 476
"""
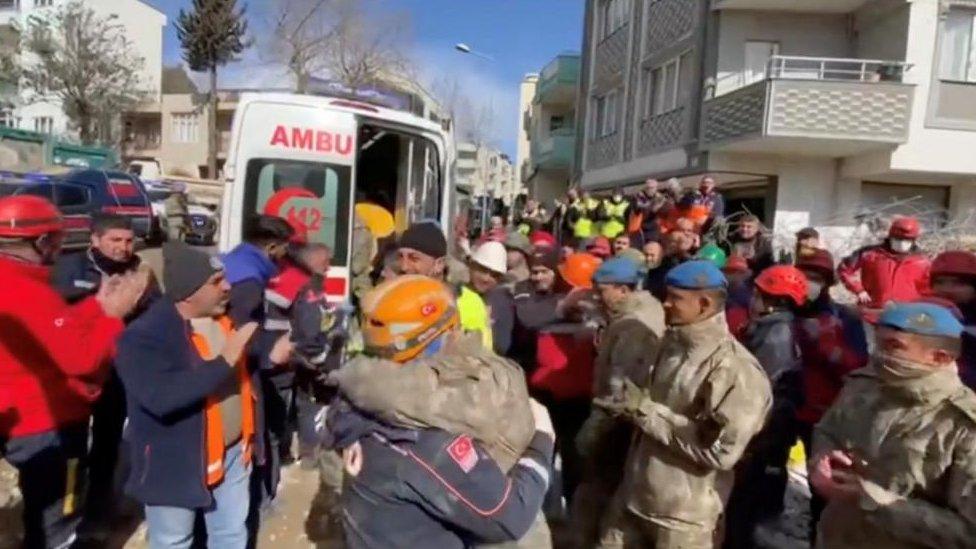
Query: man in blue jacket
116 242 282 548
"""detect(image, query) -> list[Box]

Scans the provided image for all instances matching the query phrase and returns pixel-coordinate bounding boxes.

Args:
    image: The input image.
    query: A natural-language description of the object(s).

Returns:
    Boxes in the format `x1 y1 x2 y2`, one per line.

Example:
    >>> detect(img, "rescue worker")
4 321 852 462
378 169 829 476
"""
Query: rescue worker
587 236 612 260
724 215 774 274
794 248 868 541
222 214 294 326
724 265 807 548
469 241 516 356
504 231 533 290
50 213 160 539
163 190 188 242
0 195 148 549
511 248 565 377
930 250 976 389
600 188 629 239
612 234 632 256
529 230 557 250
517 198 549 235
116 242 291 548
327 276 553 548
723 255 753 341
810 302 976 549
684 176 725 232
567 189 601 242
397 221 493 350
596 260 772 548
838 216 930 325
573 258 666 548
627 178 668 245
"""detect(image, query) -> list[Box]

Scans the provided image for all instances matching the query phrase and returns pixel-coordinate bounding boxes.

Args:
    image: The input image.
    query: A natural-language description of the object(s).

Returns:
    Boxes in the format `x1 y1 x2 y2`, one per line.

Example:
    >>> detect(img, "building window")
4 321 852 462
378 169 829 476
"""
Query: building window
172 113 199 143
33 0 52 6
33 116 52 134
549 115 566 132
592 90 619 138
941 7 976 82
0 110 18 128
643 55 685 119
599 0 629 41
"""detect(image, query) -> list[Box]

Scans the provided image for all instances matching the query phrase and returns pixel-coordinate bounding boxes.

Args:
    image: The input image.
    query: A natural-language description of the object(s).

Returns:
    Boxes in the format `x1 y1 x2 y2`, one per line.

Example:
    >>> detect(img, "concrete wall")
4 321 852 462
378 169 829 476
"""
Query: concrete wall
892 0 976 174
853 1 909 61
715 11 852 95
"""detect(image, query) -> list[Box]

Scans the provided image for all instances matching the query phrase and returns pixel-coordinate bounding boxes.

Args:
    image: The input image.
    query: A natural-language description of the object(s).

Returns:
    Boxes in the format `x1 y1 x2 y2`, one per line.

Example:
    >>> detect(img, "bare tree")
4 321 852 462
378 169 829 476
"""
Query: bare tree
13 1 147 145
264 0 340 93
431 75 496 145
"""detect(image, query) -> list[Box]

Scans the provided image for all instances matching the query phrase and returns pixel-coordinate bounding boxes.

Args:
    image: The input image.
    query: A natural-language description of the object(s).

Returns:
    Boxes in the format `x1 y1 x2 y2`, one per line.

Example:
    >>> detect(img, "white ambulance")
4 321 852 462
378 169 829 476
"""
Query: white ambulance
219 93 455 301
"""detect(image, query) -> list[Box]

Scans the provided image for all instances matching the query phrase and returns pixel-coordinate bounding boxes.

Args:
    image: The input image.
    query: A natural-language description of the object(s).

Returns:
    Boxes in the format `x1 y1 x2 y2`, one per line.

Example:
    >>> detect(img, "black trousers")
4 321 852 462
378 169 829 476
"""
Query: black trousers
83 369 127 527
2 424 89 549
797 421 826 544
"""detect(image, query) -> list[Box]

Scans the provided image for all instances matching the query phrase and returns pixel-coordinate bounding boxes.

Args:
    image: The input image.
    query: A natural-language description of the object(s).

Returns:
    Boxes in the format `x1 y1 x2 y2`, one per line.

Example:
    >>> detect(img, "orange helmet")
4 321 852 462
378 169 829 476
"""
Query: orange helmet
754 265 808 307
558 253 601 289
361 275 458 362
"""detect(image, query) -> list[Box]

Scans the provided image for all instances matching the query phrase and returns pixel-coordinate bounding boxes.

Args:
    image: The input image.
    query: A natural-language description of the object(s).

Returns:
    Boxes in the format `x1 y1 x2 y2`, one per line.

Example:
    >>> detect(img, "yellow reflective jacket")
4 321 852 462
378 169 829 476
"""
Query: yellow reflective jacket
458 285 493 350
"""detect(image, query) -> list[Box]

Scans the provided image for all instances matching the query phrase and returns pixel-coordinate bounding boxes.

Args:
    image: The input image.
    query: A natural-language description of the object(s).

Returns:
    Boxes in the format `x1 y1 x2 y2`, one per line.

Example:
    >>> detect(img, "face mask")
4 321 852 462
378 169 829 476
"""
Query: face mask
806 281 824 301
875 354 935 383
613 195 622 202
890 239 913 253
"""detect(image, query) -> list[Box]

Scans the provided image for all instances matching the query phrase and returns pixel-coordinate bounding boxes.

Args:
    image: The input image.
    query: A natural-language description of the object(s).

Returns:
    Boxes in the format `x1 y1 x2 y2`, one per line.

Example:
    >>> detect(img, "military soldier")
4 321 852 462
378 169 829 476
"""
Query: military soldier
573 258 666 547
595 260 772 548
810 301 976 549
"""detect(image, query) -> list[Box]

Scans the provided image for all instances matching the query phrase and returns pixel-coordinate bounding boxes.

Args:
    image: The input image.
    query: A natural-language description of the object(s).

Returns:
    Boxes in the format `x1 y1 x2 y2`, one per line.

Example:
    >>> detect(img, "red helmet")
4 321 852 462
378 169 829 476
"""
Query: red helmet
0 195 63 238
889 216 920 239
932 250 976 279
529 230 556 248
723 255 750 274
586 236 611 259
754 265 808 306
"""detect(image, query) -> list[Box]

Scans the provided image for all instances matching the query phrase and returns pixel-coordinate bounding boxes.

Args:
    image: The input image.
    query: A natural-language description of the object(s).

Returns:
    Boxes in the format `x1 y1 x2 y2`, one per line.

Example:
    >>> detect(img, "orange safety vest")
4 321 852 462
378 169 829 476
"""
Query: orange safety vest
190 316 256 487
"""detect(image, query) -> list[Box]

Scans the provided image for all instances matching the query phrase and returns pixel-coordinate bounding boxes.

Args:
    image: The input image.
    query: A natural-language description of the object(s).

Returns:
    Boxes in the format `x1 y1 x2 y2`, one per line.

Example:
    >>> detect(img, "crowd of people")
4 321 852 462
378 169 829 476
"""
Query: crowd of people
2 173 976 549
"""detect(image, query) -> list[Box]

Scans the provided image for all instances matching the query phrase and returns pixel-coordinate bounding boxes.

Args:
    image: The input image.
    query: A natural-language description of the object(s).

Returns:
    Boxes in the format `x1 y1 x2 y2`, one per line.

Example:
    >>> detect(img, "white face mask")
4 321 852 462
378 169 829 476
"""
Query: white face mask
890 239 913 253
806 281 824 301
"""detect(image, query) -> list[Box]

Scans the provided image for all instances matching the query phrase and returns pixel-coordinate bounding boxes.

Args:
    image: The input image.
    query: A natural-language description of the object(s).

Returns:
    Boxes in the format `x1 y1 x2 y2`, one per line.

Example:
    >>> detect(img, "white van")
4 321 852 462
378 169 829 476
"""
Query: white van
220 93 455 301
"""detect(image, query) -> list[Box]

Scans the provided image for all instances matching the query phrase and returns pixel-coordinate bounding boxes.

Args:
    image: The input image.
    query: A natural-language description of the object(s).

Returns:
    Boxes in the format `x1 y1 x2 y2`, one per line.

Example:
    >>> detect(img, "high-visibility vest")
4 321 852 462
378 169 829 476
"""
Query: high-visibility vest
458 285 492 350
601 199 629 238
571 198 601 239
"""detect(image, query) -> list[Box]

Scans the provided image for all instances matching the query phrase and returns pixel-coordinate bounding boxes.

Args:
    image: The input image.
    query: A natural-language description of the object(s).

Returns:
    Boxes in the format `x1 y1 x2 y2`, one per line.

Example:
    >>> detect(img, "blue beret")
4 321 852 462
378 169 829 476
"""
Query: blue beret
878 302 963 338
593 257 642 285
665 260 727 290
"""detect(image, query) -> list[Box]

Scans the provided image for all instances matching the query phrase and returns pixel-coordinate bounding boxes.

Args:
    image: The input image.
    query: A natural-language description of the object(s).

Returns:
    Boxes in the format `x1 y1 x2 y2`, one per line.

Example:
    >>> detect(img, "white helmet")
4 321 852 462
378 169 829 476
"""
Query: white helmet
470 241 507 275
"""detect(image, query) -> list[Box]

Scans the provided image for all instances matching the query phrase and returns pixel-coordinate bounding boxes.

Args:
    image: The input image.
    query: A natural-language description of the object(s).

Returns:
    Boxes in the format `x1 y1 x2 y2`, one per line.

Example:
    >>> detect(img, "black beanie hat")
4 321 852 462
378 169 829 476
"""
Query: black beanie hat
163 241 224 301
398 221 447 259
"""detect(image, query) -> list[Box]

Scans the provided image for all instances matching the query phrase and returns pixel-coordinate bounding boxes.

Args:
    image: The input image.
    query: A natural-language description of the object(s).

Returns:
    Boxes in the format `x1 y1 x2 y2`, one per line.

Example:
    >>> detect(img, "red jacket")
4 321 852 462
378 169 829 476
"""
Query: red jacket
0 256 123 438
838 244 930 314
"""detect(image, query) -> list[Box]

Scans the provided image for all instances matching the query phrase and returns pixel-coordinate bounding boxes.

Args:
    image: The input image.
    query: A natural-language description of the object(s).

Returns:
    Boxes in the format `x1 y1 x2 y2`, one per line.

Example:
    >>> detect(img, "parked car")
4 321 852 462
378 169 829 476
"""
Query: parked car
60 169 154 242
0 172 96 250
184 203 219 246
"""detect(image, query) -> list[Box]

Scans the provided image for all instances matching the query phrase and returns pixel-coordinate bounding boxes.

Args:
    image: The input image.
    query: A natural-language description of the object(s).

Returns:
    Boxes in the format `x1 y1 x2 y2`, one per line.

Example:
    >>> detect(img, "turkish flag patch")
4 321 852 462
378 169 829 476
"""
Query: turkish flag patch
447 435 479 473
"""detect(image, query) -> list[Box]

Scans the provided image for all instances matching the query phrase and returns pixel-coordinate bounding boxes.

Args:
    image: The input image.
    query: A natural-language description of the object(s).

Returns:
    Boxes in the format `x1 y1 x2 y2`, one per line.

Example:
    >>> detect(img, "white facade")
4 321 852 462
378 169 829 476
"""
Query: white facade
456 141 517 204
576 0 976 255
516 73 538 189
1 0 166 137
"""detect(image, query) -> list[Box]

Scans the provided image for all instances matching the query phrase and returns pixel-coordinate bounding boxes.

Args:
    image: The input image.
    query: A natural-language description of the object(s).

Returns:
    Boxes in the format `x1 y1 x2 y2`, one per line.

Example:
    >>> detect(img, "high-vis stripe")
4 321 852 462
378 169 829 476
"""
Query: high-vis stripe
62 458 78 516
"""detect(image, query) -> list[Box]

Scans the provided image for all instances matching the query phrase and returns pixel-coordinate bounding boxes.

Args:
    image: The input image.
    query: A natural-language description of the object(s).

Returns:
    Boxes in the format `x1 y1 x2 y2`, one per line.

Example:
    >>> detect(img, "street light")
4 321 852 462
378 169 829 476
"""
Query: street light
454 43 494 61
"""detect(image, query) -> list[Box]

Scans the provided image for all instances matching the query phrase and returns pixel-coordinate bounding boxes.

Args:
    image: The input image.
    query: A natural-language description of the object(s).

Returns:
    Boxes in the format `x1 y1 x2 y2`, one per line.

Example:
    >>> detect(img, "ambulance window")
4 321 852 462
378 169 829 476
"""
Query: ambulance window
242 158 351 266
407 138 441 223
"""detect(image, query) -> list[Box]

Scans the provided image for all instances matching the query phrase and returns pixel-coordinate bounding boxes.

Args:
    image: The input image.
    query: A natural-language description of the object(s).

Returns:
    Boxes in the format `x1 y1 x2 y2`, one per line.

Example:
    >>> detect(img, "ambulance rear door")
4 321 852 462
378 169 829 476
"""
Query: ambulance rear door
221 95 357 301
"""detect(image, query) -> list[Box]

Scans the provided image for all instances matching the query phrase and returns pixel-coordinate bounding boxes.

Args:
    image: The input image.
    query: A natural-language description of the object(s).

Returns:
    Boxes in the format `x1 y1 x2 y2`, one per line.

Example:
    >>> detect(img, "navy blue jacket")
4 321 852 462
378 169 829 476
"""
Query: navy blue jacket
51 248 160 316
115 298 241 508
328 403 553 549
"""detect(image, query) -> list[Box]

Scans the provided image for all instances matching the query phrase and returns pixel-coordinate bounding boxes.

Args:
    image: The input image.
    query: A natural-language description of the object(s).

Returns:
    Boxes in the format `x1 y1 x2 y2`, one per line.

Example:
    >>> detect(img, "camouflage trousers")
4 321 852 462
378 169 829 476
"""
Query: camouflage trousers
599 508 714 549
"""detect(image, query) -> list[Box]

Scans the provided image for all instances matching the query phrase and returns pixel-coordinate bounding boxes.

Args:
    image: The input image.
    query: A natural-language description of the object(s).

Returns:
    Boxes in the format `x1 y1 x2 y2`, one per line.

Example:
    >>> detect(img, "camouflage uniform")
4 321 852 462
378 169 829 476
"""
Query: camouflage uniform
350 213 377 304
331 332 550 547
573 290 666 547
812 361 976 549
600 313 772 548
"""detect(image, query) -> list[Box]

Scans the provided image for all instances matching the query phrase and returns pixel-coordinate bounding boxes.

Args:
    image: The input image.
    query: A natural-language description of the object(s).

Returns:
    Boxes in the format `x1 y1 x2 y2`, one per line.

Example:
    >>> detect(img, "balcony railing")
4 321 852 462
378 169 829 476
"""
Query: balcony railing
534 55 580 105
767 55 912 83
531 127 575 170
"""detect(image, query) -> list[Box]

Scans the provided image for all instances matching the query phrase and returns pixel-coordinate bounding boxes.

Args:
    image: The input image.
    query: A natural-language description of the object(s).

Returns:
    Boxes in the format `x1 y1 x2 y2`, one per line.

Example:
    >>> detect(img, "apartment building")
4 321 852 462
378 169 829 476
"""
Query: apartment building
576 0 976 251
457 141 518 204
519 53 581 207
0 0 166 136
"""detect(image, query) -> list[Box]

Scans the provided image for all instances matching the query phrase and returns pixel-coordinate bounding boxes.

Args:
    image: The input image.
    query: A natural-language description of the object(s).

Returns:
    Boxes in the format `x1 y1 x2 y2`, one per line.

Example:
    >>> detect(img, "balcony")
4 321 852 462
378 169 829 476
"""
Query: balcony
531 127 575 171
712 0 868 13
701 56 914 157
123 133 161 154
534 54 580 106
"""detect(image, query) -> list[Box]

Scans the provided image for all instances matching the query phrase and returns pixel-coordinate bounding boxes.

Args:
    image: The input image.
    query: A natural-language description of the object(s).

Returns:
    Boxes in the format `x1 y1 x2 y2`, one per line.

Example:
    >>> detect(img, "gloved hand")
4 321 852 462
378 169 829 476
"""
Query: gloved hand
592 379 646 419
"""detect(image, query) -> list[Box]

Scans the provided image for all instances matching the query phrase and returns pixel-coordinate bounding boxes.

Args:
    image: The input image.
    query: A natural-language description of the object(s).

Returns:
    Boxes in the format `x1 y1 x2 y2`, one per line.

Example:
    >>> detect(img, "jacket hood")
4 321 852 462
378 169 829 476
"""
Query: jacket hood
221 242 277 286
